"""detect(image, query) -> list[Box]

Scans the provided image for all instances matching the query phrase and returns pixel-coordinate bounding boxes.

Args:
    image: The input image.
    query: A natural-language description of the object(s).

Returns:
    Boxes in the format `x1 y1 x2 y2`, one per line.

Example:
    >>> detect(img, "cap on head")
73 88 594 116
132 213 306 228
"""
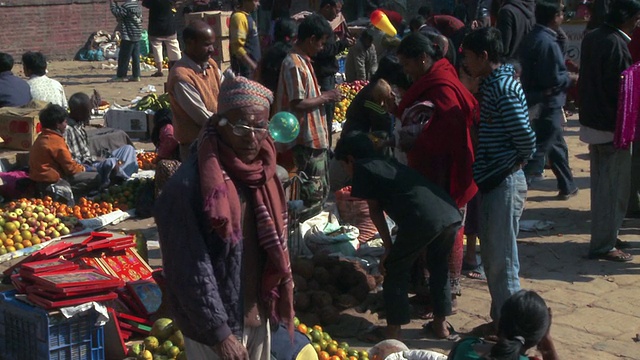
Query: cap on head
217 70 274 115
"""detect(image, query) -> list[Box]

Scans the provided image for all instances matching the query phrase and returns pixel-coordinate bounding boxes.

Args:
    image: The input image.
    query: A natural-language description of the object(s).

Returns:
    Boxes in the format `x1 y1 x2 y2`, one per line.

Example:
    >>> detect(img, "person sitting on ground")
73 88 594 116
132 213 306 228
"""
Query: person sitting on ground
448 290 559 360
22 51 67 108
151 108 179 161
64 92 138 187
335 132 463 342
29 104 101 200
0 52 32 108
345 27 378 82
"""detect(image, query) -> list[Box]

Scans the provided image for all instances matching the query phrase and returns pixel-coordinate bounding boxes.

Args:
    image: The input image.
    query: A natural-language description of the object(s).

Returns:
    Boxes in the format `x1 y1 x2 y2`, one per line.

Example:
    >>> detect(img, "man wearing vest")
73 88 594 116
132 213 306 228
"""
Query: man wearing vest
230 0 262 79
168 20 222 162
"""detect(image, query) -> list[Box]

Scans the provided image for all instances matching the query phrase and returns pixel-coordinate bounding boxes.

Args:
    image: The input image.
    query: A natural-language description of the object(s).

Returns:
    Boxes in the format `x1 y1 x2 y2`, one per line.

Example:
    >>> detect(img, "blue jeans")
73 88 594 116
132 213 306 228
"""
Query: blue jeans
117 39 141 78
479 170 527 321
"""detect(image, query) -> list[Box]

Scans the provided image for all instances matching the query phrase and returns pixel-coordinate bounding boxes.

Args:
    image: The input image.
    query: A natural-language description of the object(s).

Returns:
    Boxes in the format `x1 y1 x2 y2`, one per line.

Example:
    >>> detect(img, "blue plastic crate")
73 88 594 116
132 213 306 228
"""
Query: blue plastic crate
0 290 105 360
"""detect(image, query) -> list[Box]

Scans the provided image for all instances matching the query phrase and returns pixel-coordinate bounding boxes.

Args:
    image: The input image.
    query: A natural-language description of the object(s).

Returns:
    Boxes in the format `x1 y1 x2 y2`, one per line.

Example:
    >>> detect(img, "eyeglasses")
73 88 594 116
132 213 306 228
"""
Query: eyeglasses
220 118 269 138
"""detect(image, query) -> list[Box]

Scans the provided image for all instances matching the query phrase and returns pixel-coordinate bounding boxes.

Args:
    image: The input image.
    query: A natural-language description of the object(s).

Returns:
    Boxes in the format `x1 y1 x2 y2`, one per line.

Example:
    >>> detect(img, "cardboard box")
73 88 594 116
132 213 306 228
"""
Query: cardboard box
0 105 44 151
213 37 231 63
185 11 232 37
104 109 153 140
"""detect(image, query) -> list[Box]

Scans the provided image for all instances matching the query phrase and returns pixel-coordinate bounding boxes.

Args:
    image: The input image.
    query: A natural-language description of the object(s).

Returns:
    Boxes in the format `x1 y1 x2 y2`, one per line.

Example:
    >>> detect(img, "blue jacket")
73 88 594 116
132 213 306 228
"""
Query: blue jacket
520 24 572 108
154 154 243 346
0 71 32 108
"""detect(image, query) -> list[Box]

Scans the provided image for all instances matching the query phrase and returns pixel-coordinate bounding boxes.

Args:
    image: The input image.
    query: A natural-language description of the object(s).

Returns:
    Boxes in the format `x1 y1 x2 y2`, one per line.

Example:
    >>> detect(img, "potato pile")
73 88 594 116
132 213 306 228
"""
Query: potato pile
291 255 381 326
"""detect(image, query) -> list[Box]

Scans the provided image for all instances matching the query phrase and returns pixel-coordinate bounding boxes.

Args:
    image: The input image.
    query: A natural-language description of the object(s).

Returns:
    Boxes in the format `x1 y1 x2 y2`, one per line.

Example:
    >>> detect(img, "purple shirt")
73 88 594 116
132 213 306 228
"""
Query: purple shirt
0 71 32 108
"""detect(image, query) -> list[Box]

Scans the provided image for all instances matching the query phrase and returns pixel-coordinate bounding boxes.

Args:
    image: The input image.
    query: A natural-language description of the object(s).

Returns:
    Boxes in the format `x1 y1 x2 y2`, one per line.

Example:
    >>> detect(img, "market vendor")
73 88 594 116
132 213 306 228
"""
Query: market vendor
0 52 32 108
22 51 67 108
334 132 462 342
168 20 221 162
29 104 101 201
65 92 138 187
155 71 293 359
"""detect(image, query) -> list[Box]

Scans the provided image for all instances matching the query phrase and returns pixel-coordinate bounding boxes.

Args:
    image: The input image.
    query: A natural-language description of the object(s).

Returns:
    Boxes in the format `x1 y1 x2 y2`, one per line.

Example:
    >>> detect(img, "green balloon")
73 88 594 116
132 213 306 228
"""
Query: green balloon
269 112 300 143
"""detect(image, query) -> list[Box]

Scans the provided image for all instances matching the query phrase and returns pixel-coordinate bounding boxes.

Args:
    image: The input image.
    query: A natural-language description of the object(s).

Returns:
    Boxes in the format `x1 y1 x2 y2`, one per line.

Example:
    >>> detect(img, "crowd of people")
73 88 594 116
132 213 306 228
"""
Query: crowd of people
2 0 640 358
145 0 640 358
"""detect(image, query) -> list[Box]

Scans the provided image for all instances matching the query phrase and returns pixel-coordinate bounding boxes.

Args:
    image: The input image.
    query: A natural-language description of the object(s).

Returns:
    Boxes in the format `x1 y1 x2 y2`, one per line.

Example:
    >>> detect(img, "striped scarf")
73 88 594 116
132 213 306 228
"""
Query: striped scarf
197 123 294 328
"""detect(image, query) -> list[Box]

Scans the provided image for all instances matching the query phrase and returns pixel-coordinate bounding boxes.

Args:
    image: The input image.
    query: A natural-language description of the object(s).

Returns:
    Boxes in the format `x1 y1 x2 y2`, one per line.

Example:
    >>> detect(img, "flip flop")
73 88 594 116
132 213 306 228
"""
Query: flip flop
419 309 458 320
357 326 388 343
423 321 461 341
464 264 486 281
590 249 633 262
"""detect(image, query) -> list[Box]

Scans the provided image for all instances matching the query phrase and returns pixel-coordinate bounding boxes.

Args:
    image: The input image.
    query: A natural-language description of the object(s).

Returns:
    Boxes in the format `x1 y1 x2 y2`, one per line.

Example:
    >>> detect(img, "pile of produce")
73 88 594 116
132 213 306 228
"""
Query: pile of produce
334 80 368 123
140 55 169 69
291 256 380 326
137 152 158 170
295 317 369 360
127 318 186 360
134 93 171 111
0 200 71 254
93 178 152 211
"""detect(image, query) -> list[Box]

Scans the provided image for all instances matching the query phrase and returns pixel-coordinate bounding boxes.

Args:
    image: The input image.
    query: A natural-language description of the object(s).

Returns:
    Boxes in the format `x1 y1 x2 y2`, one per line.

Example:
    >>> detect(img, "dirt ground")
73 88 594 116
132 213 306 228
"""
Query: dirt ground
8 61 640 358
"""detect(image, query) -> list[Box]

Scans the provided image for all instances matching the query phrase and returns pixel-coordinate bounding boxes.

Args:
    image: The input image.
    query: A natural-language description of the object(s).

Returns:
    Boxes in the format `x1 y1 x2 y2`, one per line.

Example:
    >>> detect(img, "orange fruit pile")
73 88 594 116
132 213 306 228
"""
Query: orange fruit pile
137 152 158 170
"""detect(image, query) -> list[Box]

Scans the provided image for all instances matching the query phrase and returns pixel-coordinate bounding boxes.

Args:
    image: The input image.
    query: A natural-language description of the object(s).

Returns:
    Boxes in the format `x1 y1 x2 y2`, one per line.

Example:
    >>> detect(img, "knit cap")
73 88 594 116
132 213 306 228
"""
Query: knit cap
218 70 274 115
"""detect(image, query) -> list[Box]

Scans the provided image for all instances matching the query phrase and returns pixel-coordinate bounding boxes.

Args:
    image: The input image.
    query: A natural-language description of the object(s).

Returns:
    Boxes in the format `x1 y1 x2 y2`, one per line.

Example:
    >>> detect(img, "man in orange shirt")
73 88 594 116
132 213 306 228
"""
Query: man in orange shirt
29 104 100 201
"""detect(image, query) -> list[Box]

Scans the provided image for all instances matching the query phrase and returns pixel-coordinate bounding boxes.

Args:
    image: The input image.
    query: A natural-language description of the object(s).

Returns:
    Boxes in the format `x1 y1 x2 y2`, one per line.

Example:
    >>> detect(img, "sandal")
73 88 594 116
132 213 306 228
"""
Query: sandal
423 321 461 341
464 264 486 281
357 326 388 343
590 249 633 262
151 71 164 77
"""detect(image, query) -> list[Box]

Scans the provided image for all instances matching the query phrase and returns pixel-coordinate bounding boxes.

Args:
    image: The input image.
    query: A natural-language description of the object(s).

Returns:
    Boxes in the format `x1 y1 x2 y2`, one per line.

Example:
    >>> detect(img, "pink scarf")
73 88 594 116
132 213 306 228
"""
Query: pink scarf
197 124 294 328
615 62 640 149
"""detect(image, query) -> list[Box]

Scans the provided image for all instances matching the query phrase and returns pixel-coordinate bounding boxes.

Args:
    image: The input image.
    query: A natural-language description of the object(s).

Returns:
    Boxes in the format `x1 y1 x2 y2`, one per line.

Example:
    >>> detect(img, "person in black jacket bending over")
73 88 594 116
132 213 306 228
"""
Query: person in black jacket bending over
335 132 462 341
314 0 354 147
578 0 640 262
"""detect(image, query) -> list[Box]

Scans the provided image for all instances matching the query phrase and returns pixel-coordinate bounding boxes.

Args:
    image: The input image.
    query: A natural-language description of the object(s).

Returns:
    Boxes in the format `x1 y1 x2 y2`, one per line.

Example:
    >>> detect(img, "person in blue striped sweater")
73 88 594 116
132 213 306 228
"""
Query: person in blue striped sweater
461 27 536 332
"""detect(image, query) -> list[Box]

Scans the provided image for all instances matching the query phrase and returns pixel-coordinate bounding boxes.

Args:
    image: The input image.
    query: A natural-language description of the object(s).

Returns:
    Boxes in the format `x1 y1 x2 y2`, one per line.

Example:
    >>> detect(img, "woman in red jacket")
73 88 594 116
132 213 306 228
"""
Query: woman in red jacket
396 33 479 332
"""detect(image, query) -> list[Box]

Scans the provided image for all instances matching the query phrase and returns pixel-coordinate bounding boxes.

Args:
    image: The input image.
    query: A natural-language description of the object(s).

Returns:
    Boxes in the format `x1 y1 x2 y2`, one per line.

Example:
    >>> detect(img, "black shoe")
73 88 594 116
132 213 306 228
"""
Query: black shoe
556 188 578 200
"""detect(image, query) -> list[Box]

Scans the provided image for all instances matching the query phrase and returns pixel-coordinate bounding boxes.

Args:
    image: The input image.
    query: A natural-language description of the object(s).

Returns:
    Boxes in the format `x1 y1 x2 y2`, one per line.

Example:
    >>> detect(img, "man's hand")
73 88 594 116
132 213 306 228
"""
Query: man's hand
344 36 356 47
322 89 342 103
213 335 248 360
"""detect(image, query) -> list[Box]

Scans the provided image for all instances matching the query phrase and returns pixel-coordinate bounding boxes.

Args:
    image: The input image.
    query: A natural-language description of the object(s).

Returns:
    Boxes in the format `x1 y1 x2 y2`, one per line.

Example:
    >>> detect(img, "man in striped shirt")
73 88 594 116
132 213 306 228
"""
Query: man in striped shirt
275 14 342 219
461 27 536 328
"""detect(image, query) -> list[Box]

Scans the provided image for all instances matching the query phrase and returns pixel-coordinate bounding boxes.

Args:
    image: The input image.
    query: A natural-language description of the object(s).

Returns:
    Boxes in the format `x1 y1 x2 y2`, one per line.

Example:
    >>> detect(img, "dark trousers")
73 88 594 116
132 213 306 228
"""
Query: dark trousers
317 75 336 148
524 106 576 194
117 39 141 79
384 223 459 325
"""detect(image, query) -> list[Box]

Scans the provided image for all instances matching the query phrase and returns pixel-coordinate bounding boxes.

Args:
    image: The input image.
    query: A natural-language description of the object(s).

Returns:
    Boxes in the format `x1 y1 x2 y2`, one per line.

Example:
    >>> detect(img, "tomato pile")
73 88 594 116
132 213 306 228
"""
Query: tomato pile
137 152 158 170
295 317 369 360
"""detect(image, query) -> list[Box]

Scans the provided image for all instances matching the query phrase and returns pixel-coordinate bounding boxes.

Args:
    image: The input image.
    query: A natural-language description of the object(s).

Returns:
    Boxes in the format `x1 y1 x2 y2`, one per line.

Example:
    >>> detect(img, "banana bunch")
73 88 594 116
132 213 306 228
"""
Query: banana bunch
135 93 171 111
